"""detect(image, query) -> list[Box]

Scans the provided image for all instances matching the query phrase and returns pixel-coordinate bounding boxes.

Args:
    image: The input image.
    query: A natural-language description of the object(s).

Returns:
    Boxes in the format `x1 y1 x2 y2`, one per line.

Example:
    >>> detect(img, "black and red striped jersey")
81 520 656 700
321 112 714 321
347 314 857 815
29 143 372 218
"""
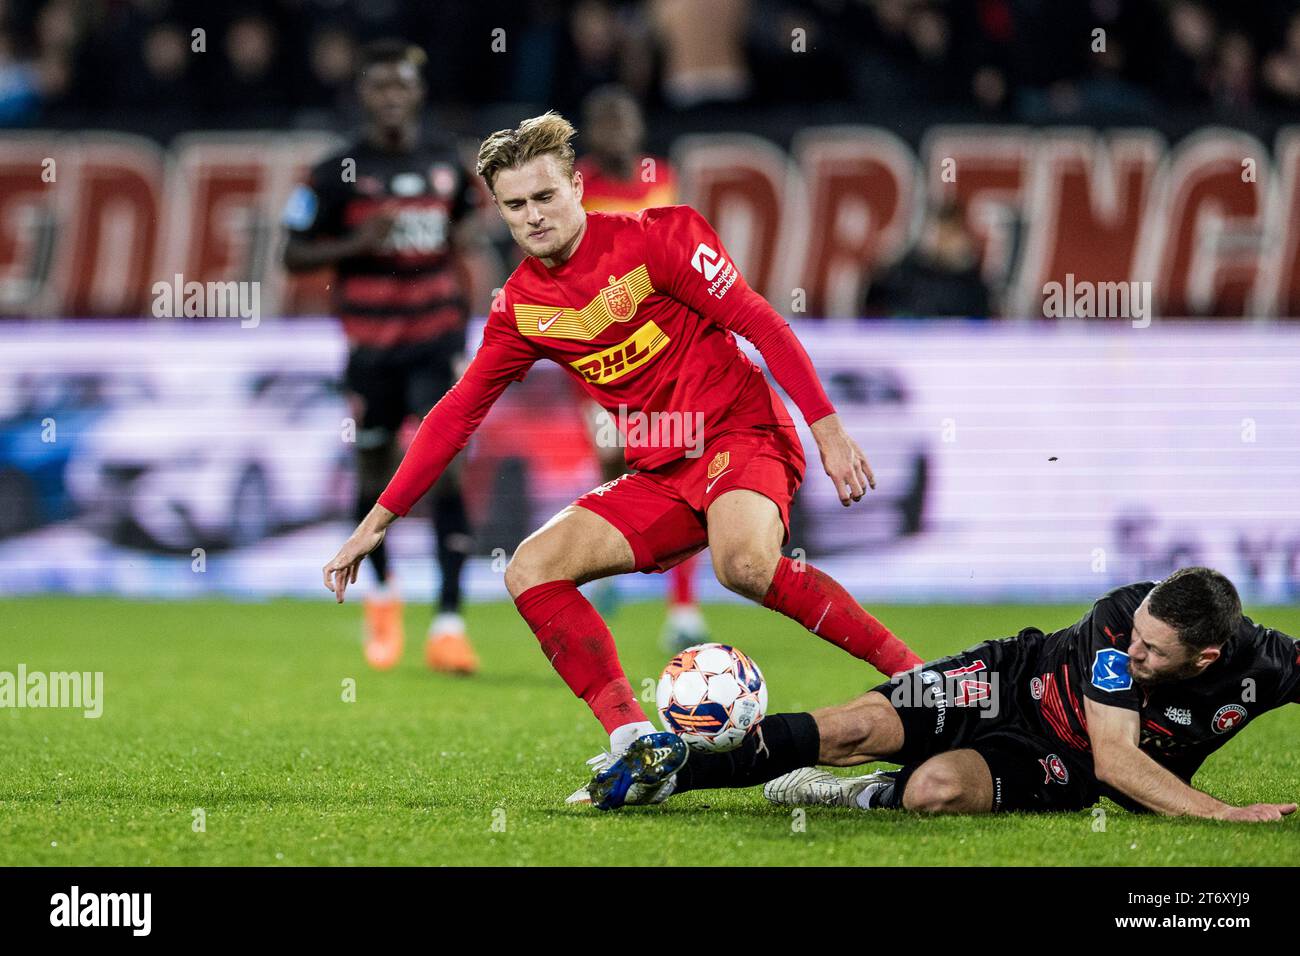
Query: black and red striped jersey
1025 581 1300 780
284 135 479 349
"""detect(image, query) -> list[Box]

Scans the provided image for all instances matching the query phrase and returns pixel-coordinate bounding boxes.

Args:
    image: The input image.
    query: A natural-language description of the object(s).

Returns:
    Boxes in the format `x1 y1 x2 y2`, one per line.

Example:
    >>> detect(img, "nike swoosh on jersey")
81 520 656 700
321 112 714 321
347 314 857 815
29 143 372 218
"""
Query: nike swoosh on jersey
538 310 563 332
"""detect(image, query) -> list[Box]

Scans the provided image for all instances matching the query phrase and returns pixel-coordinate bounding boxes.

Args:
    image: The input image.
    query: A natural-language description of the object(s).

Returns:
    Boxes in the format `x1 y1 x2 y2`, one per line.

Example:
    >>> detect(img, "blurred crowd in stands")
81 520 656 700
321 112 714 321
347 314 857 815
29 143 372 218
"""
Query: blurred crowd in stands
2 0 1300 137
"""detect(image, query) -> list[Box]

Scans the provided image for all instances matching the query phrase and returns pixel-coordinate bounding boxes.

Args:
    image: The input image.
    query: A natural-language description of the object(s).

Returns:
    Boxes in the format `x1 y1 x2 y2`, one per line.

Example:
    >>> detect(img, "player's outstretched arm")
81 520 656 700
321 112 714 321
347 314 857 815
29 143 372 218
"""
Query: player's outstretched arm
1084 696 1296 821
321 327 538 605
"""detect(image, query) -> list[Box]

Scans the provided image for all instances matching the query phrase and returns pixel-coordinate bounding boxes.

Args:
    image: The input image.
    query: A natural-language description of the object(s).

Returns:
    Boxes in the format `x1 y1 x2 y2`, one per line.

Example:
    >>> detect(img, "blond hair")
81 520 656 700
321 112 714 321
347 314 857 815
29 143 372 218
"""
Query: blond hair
476 111 577 192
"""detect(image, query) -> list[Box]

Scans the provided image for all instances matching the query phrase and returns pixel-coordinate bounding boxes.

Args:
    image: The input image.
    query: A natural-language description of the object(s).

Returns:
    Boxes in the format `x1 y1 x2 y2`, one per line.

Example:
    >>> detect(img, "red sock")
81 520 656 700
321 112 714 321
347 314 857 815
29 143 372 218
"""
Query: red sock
669 555 698 607
513 581 648 734
761 556 922 677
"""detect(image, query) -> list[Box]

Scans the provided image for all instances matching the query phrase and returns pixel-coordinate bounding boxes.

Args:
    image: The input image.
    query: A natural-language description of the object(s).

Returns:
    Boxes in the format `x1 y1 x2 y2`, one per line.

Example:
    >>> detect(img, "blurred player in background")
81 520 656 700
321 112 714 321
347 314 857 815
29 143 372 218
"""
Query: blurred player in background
575 85 706 651
283 40 480 674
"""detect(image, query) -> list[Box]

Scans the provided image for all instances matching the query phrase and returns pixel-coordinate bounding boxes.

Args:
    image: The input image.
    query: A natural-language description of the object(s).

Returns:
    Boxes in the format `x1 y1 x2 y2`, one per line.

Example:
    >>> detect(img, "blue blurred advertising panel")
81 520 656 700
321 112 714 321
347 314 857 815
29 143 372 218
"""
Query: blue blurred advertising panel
1 320 1297 603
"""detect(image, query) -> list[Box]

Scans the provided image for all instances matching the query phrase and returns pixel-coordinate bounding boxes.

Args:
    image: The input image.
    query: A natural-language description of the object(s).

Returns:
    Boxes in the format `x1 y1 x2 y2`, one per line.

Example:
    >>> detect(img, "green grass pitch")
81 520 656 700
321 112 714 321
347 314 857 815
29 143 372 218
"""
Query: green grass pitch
2 596 1298 866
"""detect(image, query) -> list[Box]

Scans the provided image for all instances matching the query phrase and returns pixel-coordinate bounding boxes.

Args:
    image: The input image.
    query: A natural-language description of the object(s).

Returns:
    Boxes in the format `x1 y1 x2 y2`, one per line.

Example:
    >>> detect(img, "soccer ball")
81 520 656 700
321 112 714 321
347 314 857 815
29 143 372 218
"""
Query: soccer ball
656 643 767 753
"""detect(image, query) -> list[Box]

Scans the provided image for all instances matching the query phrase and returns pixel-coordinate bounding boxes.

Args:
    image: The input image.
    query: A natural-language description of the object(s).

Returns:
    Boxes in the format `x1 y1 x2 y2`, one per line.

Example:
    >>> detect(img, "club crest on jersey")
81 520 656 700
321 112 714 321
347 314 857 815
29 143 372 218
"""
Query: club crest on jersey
601 274 637 322
1029 676 1044 700
1039 753 1069 785
1211 703 1247 734
707 451 730 480
1091 648 1132 693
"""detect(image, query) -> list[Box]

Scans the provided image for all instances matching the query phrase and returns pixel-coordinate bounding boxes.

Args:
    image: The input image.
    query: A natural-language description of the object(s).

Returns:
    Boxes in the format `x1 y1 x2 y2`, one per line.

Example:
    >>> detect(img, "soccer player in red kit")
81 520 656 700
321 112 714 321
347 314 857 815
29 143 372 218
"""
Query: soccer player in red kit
576 84 705 652
322 112 922 782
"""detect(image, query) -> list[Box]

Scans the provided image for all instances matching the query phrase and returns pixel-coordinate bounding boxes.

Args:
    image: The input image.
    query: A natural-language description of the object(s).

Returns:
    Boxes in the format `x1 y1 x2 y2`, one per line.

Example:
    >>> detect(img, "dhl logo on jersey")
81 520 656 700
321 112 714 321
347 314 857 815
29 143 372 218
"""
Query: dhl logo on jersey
570 321 669 385
514 265 654 339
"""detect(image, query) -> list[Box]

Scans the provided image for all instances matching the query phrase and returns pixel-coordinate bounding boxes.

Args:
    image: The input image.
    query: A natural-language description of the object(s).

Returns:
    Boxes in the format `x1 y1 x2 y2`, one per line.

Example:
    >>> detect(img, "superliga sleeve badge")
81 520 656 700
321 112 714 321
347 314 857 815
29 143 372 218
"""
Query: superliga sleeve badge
1091 648 1132 692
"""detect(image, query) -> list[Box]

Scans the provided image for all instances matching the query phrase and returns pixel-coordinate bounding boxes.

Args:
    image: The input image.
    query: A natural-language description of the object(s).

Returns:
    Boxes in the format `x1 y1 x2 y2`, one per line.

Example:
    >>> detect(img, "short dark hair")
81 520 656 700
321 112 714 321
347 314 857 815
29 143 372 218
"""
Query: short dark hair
357 39 426 80
1146 567 1241 651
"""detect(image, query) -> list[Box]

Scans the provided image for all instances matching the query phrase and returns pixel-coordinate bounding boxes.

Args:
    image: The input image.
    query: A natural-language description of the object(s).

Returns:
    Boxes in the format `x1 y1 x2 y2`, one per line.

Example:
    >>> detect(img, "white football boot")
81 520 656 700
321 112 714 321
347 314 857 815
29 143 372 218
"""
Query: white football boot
763 767 895 809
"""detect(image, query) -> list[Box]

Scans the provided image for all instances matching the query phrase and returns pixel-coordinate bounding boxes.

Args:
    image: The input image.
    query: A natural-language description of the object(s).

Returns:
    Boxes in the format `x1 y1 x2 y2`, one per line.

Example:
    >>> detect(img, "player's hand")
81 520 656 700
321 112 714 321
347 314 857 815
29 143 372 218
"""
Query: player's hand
810 413 875 506
352 209 397 254
323 525 386 603
1215 802 1297 822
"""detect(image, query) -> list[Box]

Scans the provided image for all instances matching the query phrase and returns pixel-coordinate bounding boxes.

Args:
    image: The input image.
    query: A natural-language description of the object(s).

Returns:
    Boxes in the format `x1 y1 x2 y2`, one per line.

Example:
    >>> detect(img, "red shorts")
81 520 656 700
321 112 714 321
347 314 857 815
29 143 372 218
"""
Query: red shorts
575 424 806 573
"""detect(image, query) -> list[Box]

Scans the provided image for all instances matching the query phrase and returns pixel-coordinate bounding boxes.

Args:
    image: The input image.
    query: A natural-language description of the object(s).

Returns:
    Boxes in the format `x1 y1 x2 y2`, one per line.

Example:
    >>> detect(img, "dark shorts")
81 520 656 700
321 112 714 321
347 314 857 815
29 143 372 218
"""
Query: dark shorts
344 334 463 442
575 424 805 573
869 634 1100 813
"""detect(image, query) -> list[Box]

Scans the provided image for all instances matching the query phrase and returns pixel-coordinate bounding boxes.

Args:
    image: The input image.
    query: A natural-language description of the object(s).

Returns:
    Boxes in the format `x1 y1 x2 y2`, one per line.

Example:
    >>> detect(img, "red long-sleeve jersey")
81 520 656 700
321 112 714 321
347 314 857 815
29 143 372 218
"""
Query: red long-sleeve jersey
378 205 835 516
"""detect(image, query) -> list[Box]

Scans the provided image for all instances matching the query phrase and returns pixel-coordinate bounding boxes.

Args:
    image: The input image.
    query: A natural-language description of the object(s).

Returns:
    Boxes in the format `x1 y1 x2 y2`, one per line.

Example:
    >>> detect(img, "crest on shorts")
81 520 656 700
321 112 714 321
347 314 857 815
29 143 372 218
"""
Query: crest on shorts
601 274 637 322
707 451 730 480
1039 753 1069 785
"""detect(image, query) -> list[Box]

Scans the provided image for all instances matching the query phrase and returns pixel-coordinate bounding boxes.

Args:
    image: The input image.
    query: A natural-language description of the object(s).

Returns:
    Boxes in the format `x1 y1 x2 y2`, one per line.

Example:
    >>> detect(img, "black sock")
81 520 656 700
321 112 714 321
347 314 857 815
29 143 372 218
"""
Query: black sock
433 491 472 613
870 766 913 809
674 713 820 793
357 444 393 584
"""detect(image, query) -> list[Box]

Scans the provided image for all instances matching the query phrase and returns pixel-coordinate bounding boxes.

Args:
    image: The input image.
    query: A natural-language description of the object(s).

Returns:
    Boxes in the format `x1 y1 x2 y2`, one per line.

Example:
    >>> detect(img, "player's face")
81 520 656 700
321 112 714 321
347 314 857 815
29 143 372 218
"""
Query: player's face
1128 598 1219 684
492 155 587 263
358 61 424 132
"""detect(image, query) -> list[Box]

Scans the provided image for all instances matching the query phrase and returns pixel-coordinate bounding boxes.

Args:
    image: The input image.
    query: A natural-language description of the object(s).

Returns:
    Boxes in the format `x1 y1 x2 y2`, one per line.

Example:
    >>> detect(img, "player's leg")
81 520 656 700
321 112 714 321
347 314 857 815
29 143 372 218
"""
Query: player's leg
766 645 1095 815
674 691 904 791
584 400 627 618
706 488 921 677
866 737 1097 814
346 347 406 669
425 461 478 672
893 751 995 812
405 338 479 672
762 750 994 814
523 469 716 772
594 641 1002 810
589 690 906 809
505 503 653 750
